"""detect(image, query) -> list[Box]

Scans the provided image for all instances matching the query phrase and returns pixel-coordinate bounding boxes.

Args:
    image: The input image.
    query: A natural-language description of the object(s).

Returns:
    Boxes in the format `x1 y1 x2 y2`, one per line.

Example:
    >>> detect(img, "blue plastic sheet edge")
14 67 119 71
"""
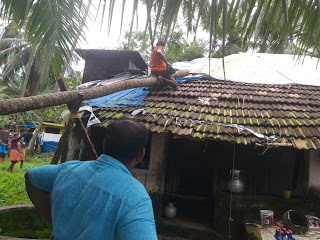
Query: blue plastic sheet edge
86 76 202 108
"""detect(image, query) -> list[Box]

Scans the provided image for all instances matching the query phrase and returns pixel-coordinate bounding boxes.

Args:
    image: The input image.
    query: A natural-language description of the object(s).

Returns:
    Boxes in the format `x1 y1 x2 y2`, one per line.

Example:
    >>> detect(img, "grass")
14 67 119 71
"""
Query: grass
0 154 51 207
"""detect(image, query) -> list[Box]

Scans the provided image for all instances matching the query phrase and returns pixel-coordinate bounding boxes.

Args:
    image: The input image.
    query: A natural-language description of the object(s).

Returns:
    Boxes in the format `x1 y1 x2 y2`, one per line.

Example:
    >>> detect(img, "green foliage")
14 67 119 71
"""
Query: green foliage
44 74 82 121
65 72 83 90
0 1 90 78
0 155 51 207
0 209 52 239
117 28 207 63
117 31 151 62
45 105 68 122
0 111 39 129
166 33 207 62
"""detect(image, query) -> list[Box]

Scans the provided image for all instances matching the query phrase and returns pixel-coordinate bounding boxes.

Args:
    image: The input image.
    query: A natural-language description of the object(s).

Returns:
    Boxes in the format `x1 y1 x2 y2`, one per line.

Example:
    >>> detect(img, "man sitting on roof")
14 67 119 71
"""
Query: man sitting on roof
25 118 157 240
150 41 178 88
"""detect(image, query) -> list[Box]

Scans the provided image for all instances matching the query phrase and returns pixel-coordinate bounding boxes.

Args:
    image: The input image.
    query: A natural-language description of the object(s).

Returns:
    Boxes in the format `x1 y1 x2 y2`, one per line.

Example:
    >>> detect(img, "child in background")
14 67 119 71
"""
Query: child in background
0 139 7 163
7 133 24 172
18 138 26 169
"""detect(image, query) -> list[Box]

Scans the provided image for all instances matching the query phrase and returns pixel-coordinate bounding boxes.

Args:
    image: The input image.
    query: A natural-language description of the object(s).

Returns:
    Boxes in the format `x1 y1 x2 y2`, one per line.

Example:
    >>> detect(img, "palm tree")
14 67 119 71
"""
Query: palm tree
0 1 318 73
0 74 40 129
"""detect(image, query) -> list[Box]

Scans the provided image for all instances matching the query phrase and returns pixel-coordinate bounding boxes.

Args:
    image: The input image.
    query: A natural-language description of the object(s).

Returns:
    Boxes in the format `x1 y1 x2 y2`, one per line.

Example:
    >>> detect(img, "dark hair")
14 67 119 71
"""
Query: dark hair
103 118 148 164
157 41 166 47
13 133 19 137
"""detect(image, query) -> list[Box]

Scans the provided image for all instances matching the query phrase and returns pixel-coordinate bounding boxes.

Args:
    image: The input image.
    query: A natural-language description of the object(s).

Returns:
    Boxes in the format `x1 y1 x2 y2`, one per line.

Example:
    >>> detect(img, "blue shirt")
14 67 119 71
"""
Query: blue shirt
0 143 6 153
28 155 157 240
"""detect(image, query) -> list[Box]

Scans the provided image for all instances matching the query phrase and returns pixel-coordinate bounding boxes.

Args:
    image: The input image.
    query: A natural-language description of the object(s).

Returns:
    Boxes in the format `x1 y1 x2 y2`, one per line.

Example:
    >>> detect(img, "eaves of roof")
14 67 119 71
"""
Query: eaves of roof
93 78 320 150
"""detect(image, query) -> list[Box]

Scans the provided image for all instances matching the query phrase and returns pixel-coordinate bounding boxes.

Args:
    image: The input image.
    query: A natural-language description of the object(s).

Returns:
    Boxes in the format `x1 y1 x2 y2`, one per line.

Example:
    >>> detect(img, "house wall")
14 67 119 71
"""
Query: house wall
131 133 169 192
131 132 169 218
213 143 307 196
308 150 320 188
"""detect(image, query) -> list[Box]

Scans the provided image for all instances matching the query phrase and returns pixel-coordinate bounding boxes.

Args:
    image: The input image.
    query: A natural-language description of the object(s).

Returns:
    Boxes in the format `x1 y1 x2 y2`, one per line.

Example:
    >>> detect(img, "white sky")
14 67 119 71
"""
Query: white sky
74 1 148 71
82 1 147 49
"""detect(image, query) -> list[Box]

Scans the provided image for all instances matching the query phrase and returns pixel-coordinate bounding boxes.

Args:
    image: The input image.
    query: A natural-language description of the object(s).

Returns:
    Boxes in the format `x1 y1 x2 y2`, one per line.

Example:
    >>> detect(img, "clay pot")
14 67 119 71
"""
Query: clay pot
164 202 177 218
228 169 244 193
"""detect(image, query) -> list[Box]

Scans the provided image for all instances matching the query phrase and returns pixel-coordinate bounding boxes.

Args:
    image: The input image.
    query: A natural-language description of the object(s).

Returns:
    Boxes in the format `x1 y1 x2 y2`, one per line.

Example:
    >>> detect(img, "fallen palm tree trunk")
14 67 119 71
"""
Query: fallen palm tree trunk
0 77 158 116
0 70 189 116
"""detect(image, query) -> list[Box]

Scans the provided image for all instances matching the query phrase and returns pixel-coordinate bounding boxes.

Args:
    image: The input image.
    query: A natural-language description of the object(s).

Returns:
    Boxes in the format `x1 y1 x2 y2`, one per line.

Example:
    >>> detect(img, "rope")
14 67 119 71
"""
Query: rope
228 144 236 240
65 111 81 128
68 111 81 120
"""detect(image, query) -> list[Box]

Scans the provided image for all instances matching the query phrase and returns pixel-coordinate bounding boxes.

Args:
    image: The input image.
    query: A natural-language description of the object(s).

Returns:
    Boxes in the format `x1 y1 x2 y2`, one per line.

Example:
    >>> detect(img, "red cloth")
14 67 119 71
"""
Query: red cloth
10 149 20 161
150 46 166 71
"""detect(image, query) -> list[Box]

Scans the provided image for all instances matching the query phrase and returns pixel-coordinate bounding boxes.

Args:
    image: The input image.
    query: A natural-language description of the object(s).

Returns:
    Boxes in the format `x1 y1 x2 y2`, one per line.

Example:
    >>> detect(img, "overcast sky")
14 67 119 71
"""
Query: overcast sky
74 1 147 71
82 1 147 49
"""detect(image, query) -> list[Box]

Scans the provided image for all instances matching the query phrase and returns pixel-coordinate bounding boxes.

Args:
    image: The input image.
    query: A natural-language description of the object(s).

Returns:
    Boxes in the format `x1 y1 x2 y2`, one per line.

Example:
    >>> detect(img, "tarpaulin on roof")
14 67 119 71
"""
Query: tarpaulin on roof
173 53 320 86
87 87 150 107
86 75 202 108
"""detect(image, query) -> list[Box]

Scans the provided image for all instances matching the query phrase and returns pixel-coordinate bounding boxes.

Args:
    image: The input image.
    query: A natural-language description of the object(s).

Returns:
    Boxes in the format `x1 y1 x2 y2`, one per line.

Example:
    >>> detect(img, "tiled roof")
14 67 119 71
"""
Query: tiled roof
93 78 320 150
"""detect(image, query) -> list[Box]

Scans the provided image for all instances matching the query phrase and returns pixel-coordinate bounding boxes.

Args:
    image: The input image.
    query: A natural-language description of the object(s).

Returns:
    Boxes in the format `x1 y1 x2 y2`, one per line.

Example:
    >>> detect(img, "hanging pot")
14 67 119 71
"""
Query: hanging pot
228 169 244 193
164 202 177 218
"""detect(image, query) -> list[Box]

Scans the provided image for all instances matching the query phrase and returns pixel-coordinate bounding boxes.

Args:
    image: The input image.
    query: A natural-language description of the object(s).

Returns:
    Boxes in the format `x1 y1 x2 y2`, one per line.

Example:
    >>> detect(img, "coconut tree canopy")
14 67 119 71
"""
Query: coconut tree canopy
0 0 318 79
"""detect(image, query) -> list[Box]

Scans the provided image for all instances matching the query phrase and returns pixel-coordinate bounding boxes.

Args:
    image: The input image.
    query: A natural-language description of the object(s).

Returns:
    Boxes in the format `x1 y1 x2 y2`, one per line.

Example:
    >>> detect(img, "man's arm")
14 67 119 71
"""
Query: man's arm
157 50 169 67
25 171 52 223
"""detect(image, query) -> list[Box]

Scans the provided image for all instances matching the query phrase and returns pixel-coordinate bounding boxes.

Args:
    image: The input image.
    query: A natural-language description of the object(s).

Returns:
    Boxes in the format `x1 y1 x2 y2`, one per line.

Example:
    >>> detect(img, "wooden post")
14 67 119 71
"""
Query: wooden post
51 94 84 165
57 77 99 160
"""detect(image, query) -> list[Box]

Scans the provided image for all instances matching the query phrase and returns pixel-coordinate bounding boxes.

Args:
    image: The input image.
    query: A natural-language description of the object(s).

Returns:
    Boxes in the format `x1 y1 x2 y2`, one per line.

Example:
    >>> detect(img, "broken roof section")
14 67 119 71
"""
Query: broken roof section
94 77 320 150
75 49 148 83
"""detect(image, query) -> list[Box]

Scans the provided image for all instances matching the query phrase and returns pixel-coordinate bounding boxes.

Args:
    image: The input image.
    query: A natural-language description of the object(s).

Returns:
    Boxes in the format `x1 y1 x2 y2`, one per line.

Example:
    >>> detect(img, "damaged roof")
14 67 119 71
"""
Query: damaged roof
75 49 148 70
93 78 320 150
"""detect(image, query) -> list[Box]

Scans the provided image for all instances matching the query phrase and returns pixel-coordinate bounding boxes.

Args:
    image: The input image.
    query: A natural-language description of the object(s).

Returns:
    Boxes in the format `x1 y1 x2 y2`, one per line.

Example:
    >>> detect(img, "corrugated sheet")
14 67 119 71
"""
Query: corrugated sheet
94 78 320 149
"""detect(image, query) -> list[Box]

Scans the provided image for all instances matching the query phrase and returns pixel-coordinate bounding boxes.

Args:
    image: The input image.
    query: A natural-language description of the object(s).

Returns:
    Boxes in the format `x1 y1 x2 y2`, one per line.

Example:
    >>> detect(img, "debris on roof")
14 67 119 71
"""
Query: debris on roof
93 77 320 149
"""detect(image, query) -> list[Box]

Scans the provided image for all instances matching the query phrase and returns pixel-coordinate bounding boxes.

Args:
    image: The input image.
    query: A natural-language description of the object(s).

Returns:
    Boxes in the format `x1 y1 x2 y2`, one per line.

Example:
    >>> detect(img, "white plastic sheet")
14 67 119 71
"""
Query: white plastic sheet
173 53 320 86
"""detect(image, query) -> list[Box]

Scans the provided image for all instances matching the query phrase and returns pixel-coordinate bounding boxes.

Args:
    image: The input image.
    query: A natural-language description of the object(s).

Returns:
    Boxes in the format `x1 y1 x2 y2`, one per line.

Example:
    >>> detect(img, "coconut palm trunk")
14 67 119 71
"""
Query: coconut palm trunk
0 69 190 116
14 45 39 131
28 112 46 156
0 76 160 116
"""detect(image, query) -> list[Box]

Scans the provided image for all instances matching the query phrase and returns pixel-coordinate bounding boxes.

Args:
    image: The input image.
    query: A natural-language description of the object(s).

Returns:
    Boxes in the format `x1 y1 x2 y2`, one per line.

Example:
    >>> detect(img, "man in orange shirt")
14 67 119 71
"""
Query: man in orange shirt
150 41 177 88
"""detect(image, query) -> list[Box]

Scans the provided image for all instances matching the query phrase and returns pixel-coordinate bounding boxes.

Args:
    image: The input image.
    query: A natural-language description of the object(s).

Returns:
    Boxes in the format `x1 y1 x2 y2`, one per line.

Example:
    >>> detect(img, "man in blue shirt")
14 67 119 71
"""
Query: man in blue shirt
25 118 157 240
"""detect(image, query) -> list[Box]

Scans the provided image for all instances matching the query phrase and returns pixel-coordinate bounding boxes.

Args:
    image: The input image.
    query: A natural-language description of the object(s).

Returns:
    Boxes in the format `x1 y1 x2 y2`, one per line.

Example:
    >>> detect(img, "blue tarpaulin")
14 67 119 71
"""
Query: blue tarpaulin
87 76 202 108
41 141 58 153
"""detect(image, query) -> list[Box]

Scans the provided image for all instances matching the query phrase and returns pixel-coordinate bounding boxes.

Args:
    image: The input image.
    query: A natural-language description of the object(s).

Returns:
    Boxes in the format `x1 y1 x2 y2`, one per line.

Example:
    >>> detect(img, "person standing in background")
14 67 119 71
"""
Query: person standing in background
0 139 7 163
18 138 26 169
7 133 25 172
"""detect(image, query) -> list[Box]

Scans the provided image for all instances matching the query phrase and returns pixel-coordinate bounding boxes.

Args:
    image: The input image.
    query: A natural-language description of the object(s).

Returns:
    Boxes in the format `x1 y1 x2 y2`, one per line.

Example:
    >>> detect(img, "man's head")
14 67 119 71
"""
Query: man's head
156 41 166 47
103 118 148 168
13 133 19 138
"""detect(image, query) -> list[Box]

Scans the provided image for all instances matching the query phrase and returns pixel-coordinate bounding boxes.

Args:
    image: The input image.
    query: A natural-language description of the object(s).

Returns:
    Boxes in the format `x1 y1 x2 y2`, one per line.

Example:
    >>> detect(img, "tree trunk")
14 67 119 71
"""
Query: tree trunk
0 70 189 116
27 83 60 156
51 95 84 164
0 76 159 115
27 112 46 156
15 46 39 131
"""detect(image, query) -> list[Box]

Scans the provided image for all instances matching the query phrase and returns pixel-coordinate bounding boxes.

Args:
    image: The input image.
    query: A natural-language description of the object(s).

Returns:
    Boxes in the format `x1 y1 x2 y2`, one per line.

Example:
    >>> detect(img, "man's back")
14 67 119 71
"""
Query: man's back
28 155 157 240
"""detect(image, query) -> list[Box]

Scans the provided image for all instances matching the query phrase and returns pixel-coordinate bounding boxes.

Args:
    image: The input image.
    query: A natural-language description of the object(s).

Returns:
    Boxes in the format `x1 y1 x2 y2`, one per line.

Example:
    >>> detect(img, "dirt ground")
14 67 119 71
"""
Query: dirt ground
158 236 190 240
